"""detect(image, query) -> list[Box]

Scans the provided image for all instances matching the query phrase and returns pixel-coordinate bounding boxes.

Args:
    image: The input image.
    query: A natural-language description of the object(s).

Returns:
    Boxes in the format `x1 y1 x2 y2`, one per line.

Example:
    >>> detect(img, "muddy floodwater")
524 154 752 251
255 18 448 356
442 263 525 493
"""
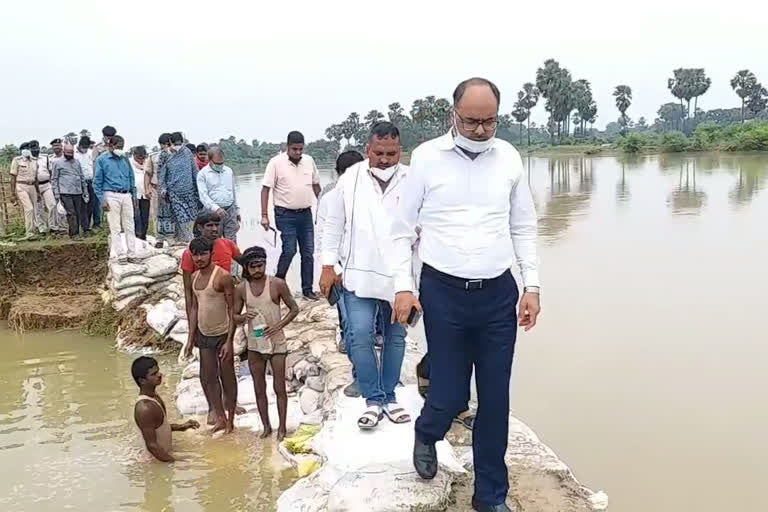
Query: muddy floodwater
1 153 766 512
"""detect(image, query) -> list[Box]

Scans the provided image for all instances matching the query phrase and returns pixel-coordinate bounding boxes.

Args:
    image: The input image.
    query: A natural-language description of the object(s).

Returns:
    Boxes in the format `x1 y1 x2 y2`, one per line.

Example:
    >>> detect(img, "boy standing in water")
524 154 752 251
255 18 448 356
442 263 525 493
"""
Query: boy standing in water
234 246 299 441
132 356 199 462
184 237 238 434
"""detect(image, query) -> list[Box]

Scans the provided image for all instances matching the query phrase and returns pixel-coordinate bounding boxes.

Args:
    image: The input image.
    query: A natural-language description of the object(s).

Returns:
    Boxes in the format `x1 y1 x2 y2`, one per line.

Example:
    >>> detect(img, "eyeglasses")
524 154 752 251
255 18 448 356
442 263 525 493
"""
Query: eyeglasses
454 111 498 132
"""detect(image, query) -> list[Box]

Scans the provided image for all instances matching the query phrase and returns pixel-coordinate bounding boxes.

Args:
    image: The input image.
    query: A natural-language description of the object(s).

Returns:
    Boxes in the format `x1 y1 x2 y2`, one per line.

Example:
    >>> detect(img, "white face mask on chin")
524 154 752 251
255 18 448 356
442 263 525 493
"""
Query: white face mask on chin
452 112 496 153
113 149 125 157
370 164 398 182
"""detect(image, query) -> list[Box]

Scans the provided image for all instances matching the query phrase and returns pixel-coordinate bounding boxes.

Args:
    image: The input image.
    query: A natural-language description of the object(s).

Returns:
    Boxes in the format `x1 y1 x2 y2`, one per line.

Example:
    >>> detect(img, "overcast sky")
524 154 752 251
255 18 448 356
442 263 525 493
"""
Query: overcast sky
3 0 767 148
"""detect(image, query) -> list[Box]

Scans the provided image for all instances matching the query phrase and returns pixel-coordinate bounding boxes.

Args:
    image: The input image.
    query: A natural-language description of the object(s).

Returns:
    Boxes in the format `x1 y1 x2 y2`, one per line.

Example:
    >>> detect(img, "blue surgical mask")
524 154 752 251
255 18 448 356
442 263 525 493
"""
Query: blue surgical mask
210 163 224 172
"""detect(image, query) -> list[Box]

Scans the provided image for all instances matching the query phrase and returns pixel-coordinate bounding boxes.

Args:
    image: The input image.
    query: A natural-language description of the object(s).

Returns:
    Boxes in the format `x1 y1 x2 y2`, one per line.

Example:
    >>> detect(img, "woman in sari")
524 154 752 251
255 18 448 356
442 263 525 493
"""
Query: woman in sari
157 132 200 243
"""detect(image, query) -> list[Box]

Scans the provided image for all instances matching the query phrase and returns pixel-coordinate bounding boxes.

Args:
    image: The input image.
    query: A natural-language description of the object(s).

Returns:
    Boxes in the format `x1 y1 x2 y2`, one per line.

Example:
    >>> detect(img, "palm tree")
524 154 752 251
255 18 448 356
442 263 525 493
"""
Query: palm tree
520 83 539 146
668 68 691 133
364 110 385 129
614 85 632 133
536 59 565 144
731 70 758 123
511 95 529 146
746 85 768 118
691 69 711 122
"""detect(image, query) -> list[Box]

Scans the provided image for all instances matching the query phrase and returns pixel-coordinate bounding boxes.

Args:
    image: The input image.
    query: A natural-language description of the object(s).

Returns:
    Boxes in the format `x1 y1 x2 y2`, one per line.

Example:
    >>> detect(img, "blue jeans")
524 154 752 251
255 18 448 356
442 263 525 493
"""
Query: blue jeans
414 265 519 507
343 288 406 407
274 207 314 295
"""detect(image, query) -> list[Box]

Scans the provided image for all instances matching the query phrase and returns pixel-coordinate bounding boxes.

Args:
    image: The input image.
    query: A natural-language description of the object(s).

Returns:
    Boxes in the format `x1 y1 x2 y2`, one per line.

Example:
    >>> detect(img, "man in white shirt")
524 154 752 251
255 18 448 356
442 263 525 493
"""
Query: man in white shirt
320 122 412 430
75 136 97 233
390 78 541 512
197 146 240 242
130 146 151 240
315 150 364 397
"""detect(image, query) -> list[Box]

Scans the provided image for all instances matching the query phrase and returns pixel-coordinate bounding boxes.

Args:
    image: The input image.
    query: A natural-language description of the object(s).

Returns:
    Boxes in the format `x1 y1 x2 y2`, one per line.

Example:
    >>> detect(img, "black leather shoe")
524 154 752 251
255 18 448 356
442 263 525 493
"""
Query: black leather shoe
471 498 512 511
413 438 438 479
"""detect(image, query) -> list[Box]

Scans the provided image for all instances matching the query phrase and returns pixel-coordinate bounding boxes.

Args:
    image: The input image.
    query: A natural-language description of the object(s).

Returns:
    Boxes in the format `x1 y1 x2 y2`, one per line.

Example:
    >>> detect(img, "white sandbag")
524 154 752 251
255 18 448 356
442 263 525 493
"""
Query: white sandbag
110 262 148 281
144 254 179 278
115 285 149 300
181 361 199 380
111 274 156 291
148 279 182 295
233 326 247 356
145 299 179 335
312 386 466 476
113 295 137 311
171 319 189 336
109 234 156 261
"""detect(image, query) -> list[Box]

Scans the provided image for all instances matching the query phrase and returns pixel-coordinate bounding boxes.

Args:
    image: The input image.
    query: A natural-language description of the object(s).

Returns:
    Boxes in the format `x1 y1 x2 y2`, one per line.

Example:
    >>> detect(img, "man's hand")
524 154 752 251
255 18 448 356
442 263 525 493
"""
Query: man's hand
260 215 270 231
264 325 280 338
245 310 257 321
215 208 227 219
219 341 233 361
518 292 541 331
102 201 110 212
392 291 422 326
319 266 341 298
184 419 200 431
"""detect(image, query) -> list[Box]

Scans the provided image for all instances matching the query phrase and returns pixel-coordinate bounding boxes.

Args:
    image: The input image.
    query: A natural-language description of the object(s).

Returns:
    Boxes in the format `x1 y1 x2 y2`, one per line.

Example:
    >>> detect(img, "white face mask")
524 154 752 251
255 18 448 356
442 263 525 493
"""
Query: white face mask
113 149 125 157
452 112 496 154
172 144 182 152
21 149 31 158
370 164 398 182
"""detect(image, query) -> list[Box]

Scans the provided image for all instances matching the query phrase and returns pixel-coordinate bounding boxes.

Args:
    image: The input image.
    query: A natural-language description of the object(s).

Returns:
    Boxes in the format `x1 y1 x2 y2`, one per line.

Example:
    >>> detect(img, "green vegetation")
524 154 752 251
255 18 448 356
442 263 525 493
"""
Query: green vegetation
616 121 768 153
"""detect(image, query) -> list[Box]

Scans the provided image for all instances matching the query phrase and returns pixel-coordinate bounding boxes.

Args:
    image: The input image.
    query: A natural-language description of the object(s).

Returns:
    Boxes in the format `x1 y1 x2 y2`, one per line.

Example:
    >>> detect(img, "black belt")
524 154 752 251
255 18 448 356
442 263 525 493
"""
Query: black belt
106 189 130 194
38 180 50 185
275 206 310 213
422 264 508 291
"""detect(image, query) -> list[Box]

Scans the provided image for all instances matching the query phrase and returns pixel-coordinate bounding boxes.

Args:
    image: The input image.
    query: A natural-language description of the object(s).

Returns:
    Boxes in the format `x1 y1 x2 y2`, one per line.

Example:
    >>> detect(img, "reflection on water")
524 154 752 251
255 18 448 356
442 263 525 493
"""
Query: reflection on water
1 153 767 512
0 330 295 511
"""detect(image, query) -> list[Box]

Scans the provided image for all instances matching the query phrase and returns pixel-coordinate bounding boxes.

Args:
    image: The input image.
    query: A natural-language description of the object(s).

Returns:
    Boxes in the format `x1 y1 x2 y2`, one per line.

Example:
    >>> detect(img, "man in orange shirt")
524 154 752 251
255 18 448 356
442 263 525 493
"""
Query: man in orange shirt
181 213 241 319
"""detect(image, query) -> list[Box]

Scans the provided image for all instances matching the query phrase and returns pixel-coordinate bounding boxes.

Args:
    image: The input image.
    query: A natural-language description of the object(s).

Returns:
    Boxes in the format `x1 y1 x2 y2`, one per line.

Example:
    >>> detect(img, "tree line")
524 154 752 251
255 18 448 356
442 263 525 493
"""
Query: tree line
3 60 768 165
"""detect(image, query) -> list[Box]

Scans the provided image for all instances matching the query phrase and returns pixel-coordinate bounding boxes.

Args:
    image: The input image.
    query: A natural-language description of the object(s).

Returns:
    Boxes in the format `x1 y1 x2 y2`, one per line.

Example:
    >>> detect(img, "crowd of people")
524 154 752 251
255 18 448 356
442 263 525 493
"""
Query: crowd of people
56 76 541 512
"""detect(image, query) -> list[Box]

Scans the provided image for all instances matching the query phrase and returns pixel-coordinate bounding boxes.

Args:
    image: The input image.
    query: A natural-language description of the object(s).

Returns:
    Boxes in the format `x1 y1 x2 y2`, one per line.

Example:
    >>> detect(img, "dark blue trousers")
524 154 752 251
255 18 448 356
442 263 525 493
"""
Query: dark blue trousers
274 206 314 295
414 265 519 507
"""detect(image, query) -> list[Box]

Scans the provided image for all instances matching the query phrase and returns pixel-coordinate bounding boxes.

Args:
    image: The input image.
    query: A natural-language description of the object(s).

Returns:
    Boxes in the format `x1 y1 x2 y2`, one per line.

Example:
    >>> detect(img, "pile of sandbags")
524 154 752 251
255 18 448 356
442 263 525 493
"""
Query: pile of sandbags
108 236 183 311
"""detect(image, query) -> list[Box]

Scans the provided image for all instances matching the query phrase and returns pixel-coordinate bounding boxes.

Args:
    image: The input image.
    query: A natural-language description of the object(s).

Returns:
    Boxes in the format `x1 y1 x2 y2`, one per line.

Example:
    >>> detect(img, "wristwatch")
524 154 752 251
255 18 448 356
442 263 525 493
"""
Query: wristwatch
523 286 540 294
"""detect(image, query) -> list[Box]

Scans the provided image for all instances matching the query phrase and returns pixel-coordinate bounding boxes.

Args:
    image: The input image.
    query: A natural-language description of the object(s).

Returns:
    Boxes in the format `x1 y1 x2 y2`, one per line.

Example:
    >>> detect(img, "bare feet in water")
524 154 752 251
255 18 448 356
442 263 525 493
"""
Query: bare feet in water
277 427 287 442
259 426 273 439
211 420 227 434
207 412 218 426
224 422 234 434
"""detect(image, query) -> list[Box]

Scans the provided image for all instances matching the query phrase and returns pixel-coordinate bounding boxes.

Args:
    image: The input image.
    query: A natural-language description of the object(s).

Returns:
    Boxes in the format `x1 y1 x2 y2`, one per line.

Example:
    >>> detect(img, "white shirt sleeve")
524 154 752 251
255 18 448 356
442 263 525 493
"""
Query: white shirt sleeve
391 162 426 293
509 169 540 288
321 179 347 268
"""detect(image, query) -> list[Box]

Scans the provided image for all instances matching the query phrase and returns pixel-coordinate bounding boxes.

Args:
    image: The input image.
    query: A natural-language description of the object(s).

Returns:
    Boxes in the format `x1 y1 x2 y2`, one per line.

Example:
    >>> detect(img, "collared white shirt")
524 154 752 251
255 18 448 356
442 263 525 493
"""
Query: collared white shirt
322 160 411 303
390 132 539 293
197 163 237 212
130 158 147 199
75 148 94 180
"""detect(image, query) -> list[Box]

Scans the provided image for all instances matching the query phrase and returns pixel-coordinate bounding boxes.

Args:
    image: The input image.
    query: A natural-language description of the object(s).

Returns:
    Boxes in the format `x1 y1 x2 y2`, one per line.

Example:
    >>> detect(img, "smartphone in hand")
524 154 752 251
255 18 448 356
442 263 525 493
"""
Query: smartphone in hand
328 284 342 306
407 306 422 327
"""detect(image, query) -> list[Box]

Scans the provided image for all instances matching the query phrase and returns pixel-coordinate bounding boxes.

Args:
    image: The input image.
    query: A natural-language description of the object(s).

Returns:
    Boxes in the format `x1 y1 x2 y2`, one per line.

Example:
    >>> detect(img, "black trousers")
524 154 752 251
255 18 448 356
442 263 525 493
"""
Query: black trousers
414 264 519 507
134 198 151 240
60 194 85 237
